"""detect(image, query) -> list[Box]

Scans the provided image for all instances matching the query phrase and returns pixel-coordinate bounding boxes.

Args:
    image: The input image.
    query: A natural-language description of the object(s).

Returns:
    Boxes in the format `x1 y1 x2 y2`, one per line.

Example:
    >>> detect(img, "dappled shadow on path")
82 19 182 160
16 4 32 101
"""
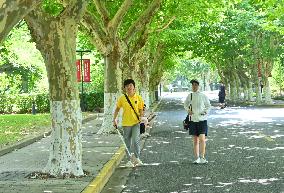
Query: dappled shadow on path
121 94 284 193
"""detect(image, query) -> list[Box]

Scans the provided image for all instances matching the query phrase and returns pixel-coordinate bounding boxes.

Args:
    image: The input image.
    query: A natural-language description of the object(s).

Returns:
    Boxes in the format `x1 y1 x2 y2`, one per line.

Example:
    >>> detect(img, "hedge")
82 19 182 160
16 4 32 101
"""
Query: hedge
0 92 104 114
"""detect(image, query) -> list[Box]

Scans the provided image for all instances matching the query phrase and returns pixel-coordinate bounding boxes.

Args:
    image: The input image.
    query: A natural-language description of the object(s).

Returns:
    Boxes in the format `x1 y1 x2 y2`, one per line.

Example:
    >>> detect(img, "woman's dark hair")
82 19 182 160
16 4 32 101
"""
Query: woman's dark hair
124 79 135 88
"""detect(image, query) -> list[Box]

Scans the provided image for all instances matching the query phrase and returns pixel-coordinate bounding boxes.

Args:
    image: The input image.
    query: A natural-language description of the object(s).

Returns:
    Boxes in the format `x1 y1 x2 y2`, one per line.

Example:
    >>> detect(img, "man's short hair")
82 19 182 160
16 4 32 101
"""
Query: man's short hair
124 79 135 88
190 79 199 85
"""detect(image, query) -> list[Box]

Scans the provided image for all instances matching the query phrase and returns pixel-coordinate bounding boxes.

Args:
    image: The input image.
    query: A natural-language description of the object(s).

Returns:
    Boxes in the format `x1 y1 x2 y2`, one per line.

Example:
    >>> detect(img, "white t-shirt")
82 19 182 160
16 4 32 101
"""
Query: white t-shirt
184 91 211 122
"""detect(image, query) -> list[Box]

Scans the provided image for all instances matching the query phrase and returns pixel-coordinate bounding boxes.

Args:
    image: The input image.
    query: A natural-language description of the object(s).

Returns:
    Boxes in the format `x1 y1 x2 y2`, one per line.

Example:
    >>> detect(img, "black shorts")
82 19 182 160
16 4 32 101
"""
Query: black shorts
188 120 208 136
219 97 225 103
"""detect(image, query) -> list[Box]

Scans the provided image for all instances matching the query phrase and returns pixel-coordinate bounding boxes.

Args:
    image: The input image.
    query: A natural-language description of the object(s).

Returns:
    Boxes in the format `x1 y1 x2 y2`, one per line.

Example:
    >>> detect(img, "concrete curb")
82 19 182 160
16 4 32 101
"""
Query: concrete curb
82 145 126 193
82 99 162 193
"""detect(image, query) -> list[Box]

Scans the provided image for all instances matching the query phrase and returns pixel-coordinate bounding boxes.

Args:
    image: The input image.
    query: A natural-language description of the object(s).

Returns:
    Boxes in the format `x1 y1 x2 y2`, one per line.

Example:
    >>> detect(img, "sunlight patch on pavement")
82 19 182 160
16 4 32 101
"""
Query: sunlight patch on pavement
174 131 187 134
266 147 284 150
98 141 110 144
238 178 279 184
137 190 148 192
238 131 259 134
192 176 203 179
270 134 284 138
148 151 158 154
183 184 192 186
102 152 113 155
143 163 161 166
218 182 234 186
248 135 265 139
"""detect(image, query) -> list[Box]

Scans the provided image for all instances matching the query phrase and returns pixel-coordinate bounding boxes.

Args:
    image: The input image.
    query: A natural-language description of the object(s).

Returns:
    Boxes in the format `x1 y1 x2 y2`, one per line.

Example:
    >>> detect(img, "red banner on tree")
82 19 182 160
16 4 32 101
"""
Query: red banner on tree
76 59 81 82
83 59 91 82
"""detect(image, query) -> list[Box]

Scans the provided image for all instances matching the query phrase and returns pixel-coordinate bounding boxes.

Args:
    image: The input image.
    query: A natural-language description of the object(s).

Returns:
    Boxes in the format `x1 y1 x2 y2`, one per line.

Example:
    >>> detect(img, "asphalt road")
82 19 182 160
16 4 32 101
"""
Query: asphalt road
102 92 284 193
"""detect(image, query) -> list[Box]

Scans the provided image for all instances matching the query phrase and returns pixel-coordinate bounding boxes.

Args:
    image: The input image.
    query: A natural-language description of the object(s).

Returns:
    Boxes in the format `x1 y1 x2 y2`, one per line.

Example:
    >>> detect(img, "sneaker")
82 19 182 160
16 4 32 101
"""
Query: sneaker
199 158 208 164
145 133 151 137
125 161 134 167
135 158 143 166
193 157 201 164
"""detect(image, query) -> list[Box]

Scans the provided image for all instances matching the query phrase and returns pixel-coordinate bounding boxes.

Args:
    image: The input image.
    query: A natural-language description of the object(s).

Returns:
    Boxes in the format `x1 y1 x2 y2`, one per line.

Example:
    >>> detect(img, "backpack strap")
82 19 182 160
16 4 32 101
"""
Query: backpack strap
189 93 192 121
124 94 140 121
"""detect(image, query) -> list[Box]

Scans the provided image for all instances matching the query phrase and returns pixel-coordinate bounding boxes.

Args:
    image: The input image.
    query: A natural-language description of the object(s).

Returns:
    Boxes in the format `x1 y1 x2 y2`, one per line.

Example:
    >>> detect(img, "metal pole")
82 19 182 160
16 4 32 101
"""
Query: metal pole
80 51 84 111
76 50 91 112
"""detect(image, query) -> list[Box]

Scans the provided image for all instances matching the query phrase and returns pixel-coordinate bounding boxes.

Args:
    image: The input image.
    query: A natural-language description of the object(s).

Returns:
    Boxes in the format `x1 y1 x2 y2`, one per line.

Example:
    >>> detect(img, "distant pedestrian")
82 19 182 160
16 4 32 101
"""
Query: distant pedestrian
184 79 211 164
113 79 144 167
218 81 226 109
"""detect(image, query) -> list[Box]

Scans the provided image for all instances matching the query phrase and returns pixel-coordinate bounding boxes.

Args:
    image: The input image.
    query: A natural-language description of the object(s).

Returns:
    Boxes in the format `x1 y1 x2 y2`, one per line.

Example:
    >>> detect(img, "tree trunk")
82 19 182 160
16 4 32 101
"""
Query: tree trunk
229 73 238 102
25 1 87 177
43 19 84 177
256 77 262 105
0 0 42 43
140 70 150 107
248 81 254 102
98 50 122 134
263 76 273 104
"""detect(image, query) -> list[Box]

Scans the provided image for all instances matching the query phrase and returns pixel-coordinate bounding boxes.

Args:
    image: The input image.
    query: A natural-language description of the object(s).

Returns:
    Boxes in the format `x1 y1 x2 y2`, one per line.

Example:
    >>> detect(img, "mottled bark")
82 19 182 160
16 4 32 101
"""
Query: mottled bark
25 0 87 177
97 52 122 134
263 76 273 104
248 81 254 102
262 60 273 104
82 0 162 133
0 0 42 43
228 72 238 102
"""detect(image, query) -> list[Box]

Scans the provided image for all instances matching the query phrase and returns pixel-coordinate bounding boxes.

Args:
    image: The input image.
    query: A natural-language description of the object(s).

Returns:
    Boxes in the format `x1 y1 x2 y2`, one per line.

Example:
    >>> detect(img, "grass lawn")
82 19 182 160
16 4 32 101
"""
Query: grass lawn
0 114 51 147
0 112 95 147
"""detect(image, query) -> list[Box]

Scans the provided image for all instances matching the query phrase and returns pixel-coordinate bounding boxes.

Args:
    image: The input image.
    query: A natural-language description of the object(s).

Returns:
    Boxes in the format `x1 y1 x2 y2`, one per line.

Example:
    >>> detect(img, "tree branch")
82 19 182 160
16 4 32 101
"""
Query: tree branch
131 27 149 56
152 16 176 33
0 0 42 43
63 0 88 21
124 0 161 44
108 0 133 31
93 0 110 27
82 12 107 43
79 23 109 55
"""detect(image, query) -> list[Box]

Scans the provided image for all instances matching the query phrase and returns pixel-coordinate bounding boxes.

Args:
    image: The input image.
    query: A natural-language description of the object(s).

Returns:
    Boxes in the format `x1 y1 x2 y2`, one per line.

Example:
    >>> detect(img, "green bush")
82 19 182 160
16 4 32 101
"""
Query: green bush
0 95 14 113
16 94 33 113
0 92 104 114
80 91 104 112
35 93 50 113
0 93 50 114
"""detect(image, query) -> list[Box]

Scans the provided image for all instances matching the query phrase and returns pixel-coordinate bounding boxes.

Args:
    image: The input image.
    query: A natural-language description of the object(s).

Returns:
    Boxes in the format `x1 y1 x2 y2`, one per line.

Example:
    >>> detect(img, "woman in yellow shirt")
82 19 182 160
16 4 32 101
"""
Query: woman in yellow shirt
113 79 144 167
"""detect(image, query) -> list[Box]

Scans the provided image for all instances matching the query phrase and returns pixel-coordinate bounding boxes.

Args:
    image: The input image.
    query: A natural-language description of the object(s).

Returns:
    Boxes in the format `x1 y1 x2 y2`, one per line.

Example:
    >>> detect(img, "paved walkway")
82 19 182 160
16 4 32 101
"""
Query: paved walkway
102 91 284 193
0 114 125 193
0 92 283 193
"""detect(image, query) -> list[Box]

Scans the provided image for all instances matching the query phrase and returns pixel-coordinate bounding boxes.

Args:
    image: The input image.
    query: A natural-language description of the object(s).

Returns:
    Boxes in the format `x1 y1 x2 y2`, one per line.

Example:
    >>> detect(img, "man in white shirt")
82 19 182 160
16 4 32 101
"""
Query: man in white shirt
184 79 211 164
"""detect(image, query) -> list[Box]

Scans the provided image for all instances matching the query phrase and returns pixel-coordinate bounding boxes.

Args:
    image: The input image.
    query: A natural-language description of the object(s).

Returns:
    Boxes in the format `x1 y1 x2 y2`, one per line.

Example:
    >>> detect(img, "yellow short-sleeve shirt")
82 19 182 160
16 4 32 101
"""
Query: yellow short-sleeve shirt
116 93 144 126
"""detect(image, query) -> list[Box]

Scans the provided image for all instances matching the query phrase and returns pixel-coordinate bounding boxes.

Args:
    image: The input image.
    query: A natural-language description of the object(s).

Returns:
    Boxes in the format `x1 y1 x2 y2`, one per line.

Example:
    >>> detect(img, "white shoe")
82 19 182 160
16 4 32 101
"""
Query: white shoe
140 133 146 138
199 158 208 164
125 161 134 167
193 157 201 164
145 133 151 137
135 158 143 166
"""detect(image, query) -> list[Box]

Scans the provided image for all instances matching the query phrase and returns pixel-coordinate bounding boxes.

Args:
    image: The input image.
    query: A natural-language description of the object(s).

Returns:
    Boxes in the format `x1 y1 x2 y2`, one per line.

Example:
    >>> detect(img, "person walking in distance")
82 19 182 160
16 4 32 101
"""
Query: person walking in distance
184 79 211 164
218 81 226 109
113 79 144 167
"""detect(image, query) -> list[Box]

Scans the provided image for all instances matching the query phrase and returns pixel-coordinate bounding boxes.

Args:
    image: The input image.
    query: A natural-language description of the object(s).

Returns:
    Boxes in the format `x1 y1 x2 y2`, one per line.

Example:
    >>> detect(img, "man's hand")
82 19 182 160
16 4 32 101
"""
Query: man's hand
113 119 118 129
